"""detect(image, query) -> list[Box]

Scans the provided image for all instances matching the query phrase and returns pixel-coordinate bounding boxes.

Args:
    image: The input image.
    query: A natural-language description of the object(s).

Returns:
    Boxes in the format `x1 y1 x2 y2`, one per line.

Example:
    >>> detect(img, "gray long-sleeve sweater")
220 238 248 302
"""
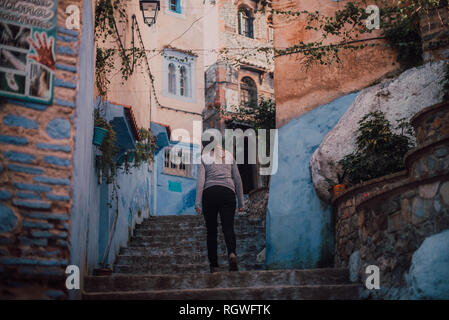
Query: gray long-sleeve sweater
195 153 245 209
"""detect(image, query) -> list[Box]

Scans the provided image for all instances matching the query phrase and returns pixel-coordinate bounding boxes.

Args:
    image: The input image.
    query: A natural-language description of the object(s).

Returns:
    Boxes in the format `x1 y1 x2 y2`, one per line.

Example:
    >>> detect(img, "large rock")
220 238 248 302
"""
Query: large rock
311 61 447 202
408 229 449 299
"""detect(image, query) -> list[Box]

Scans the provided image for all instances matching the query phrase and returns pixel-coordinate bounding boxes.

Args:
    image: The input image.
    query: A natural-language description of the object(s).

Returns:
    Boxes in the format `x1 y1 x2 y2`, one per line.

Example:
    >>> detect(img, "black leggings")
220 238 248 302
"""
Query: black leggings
202 185 237 267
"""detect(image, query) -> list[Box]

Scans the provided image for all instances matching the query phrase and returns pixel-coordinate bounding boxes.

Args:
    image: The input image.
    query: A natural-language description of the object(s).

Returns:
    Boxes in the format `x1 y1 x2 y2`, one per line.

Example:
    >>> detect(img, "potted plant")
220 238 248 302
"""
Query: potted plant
326 170 347 198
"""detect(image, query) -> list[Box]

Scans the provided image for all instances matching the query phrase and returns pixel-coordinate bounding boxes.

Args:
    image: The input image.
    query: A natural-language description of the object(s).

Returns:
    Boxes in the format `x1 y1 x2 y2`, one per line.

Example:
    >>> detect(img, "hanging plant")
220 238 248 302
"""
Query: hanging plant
94 109 119 184
121 128 158 173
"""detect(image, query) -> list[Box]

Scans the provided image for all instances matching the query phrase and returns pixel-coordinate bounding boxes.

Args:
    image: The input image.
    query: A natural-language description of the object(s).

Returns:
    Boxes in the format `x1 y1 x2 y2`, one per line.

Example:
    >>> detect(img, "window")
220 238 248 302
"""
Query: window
169 0 181 13
180 66 187 96
163 49 196 102
168 63 176 94
238 8 254 38
163 146 193 177
240 77 257 105
267 15 274 42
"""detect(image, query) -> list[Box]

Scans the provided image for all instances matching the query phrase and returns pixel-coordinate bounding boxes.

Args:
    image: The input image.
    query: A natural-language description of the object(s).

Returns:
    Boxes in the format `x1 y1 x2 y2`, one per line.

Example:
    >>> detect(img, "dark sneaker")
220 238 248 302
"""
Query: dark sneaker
210 265 217 273
228 253 238 271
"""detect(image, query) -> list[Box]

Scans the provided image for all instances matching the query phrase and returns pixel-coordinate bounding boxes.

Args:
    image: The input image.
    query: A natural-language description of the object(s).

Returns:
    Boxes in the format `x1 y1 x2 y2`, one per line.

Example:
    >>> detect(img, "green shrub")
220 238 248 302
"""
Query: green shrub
339 111 415 184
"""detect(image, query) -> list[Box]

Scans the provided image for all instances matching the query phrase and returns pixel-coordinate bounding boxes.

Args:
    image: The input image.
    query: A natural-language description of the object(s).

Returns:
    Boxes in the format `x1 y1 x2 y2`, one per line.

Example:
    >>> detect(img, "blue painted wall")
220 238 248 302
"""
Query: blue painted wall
151 140 200 216
70 3 152 296
70 0 98 292
266 93 358 270
98 164 151 265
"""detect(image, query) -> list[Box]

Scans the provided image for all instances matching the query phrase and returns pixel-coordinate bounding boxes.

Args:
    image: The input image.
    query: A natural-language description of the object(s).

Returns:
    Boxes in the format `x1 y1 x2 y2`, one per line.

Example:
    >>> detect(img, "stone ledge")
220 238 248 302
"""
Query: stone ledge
333 102 449 208
410 100 449 130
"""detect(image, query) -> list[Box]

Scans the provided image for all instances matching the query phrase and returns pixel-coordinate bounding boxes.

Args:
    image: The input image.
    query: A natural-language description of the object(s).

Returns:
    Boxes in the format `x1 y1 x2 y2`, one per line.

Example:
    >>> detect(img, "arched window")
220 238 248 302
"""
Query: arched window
169 0 181 14
168 63 176 94
240 77 257 105
180 66 187 96
238 8 254 38
267 15 274 42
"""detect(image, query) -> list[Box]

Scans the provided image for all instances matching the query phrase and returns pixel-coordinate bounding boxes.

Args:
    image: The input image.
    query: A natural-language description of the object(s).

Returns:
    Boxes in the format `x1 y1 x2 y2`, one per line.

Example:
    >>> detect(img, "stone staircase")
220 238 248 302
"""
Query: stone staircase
83 214 361 299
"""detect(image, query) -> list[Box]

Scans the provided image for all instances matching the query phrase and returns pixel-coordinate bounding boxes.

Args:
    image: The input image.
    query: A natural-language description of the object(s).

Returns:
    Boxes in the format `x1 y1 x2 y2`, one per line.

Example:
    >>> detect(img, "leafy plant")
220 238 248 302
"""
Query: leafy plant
94 0 147 96
121 128 158 173
94 109 119 184
222 98 276 131
339 111 415 184
252 0 448 70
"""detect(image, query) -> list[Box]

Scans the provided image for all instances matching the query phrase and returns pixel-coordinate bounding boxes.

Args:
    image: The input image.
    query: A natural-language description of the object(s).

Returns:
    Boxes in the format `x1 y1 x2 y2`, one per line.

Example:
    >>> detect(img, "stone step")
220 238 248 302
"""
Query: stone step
128 237 265 249
113 262 265 275
85 268 351 292
120 243 264 256
139 219 264 230
119 241 264 256
83 284 361 300
145 214 263 222
129 232 261 245
134 225 265 237
115 253 259 266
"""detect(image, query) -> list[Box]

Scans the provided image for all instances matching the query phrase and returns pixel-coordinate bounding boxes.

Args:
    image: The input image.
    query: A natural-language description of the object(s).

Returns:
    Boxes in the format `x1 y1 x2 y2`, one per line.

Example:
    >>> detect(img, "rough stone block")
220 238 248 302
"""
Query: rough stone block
0 257 67 267
20 237 47 246
6 99 48 111
419 182 440 199
55 78 76 89
22 221 53 229
440 181 449 207
34 176 70 186
46 119 71 139
3 115 38 129
0 204 18 232
44 156 71 167
36 143 72 153
0 190 12 200
55 63 77 73
8 164 44 175
22 212 68 221
0 135 28 146
408 229 449 299
16 192 41 200
412 197 433 221
53 98 75 108
14 183 52 193
31 231 67 239
46 194 70 201
13 199 51 209
3 151 35 163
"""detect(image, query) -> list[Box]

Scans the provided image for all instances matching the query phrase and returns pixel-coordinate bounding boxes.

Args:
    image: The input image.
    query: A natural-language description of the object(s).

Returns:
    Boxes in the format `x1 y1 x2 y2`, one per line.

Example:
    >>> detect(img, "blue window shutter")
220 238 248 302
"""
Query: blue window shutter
176 0 181 13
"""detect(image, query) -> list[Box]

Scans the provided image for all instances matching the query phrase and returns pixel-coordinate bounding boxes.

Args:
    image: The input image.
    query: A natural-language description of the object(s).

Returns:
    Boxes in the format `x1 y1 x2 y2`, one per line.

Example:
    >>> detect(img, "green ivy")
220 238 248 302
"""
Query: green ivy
94 0 146 96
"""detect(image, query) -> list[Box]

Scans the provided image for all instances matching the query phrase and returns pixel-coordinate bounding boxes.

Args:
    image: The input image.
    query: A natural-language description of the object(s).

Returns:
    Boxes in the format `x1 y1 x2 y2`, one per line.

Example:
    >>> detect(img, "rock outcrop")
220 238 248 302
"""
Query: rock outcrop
311 61 447 202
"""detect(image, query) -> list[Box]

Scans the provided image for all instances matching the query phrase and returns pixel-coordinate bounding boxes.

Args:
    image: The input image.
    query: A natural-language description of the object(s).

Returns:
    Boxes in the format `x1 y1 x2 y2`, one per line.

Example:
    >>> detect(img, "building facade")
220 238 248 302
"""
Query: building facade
203 0 275 193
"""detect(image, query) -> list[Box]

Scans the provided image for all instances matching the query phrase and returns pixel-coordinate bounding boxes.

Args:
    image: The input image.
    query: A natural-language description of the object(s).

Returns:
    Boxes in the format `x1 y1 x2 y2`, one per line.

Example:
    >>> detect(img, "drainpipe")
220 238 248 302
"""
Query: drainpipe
152 156 158 216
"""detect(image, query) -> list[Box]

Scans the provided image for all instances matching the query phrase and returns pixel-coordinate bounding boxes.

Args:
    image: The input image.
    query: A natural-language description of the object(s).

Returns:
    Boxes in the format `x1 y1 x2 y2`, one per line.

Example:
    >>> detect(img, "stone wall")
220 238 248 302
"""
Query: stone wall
266 93 357 270
273 0 399 128
333 101 449 299
0 0 87 299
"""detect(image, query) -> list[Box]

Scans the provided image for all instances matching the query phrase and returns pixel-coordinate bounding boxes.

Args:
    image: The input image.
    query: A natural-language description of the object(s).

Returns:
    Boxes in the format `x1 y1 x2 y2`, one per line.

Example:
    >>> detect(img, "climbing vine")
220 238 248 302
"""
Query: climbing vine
94 0 146 96
229 0 448 69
